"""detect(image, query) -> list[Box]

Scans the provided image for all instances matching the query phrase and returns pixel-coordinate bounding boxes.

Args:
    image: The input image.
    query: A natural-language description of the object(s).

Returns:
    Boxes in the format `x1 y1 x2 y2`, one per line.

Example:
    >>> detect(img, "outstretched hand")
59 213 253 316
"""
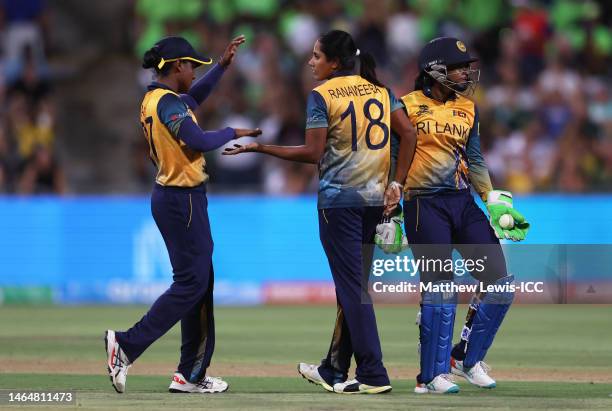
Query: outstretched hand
234 128 262 138
220 35 246 67
222 142 260 155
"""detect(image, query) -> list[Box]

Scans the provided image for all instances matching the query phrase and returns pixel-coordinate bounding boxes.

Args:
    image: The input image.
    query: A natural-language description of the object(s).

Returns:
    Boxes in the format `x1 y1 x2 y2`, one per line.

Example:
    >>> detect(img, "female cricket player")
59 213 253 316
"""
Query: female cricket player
223 30 416 394
104 35 261 394
400 37 530 394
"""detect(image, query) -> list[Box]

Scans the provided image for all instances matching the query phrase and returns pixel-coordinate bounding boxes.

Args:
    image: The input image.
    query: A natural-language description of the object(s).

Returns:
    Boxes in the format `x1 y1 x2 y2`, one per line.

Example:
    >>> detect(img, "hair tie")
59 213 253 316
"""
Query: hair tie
355 49 361 56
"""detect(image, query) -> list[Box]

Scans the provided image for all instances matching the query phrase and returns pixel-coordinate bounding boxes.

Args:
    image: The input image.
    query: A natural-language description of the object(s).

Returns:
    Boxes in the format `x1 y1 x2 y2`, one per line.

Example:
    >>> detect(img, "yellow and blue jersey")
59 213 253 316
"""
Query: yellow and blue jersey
306 73 403 208
400 89 492 201
140 83 208 187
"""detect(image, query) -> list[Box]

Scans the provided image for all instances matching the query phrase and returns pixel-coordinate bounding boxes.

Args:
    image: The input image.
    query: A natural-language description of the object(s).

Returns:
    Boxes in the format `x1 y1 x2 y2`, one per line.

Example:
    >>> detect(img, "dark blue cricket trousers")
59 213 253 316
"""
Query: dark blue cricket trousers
403 189 507 283
116 184 215 383
404 189 507 384
317 206 390 387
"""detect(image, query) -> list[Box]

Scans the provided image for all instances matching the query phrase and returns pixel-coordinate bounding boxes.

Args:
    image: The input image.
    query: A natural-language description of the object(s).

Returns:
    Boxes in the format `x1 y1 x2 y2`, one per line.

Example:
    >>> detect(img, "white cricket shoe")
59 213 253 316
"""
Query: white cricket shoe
333 379 392 394
414 374 459 394
451 358 496 388
104 330 131 393
297 363 334 392
169 372 229 393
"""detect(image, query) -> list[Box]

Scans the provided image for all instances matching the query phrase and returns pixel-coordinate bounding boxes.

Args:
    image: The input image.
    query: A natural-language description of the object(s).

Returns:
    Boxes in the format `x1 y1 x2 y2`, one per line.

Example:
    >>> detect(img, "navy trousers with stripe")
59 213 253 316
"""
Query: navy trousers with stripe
317 206 390 387
403 189 507 383
116 184 215 383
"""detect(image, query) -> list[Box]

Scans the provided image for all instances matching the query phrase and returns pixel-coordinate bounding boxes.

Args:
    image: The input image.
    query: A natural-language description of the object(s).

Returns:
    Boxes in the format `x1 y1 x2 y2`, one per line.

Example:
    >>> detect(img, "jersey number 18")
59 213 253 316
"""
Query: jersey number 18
340 98 389 151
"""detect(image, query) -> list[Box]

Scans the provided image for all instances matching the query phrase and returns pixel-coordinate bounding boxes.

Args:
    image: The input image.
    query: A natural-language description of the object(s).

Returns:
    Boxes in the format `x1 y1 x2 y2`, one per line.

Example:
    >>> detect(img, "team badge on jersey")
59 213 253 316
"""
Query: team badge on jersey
416 104 432 116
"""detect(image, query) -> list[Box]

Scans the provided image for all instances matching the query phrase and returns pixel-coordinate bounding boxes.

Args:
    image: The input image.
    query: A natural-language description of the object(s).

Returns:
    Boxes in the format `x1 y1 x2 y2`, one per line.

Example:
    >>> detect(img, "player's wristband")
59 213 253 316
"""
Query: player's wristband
388 181 403 190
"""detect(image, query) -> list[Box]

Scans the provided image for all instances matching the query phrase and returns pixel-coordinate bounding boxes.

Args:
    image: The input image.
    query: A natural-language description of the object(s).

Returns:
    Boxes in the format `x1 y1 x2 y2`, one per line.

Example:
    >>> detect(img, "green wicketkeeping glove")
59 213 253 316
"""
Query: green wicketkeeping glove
486 190 530 242
375 208 409 254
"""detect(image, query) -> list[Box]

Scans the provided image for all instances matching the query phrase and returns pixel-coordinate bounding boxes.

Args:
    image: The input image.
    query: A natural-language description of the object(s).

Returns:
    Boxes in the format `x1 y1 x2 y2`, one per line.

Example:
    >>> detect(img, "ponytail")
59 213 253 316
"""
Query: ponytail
358 51 384 87
142 46 173 76
318 30 385 87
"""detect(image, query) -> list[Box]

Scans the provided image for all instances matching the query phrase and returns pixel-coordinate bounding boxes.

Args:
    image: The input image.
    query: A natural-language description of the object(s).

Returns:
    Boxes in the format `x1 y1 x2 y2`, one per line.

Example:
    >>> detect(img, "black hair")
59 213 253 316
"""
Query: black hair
142 46 173 76
414 70 434 91
318 30 384 87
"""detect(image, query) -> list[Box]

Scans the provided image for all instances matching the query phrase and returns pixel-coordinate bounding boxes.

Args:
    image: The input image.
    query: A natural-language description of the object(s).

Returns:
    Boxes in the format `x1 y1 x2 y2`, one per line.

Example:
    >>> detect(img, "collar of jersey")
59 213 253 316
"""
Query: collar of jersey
421 86 457 103
147 81 175 92
328 69 355 79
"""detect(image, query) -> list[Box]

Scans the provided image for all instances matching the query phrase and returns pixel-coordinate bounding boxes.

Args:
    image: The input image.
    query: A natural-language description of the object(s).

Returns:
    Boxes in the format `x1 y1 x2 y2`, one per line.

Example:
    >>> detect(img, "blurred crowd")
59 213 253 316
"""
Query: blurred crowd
0 0 65 194
2 0 612 195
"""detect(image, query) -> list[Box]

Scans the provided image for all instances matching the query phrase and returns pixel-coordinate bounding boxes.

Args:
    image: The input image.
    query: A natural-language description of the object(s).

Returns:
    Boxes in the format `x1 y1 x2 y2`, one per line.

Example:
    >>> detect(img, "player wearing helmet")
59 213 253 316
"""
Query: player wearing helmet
398 37 530 394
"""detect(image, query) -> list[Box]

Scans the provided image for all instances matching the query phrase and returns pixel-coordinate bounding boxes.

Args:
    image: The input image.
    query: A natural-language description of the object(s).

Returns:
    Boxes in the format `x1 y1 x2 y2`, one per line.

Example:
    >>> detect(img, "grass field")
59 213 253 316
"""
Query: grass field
1 305 611 410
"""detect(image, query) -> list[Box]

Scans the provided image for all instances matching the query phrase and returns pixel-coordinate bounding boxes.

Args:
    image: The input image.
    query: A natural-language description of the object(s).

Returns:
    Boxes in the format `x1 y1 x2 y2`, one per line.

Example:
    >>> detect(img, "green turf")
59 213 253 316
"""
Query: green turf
0 375 611 410
1 305 610 369
1 305 611 410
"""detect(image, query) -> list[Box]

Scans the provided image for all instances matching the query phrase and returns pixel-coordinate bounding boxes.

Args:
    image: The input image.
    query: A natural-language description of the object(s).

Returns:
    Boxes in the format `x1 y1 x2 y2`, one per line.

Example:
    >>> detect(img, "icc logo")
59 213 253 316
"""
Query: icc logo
416 104 432 116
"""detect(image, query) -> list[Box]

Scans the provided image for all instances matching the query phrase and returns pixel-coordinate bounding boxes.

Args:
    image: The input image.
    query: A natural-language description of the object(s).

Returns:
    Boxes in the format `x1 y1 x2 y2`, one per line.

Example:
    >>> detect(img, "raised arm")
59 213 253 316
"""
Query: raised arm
180 35 246 109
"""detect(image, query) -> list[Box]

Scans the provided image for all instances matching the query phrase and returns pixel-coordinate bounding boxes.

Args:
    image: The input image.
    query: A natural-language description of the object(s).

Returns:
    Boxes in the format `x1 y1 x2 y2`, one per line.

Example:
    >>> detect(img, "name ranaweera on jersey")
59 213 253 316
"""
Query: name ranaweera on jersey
306 73 404 208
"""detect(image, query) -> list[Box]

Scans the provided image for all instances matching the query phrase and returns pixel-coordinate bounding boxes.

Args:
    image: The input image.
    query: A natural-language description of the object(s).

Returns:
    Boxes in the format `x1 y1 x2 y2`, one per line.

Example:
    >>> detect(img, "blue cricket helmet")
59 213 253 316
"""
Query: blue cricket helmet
418 37 478 71
418 37 480 96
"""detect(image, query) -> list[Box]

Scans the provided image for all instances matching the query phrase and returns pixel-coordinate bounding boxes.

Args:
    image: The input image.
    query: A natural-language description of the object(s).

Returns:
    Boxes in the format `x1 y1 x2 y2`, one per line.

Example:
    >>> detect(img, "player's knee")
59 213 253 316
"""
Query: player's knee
482 275 515 305
174 268 211 295
192 270 211 291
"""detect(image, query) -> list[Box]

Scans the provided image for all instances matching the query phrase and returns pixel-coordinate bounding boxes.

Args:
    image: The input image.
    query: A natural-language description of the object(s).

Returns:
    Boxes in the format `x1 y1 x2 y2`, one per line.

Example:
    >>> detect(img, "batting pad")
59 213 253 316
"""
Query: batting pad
419 280 457 383
464 275 515 368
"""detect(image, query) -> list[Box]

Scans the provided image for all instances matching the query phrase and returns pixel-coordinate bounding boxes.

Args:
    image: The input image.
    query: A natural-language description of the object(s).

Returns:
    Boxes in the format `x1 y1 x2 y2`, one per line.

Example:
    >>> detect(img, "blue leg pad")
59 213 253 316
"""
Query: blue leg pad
419 281 457 384
464 275 514 368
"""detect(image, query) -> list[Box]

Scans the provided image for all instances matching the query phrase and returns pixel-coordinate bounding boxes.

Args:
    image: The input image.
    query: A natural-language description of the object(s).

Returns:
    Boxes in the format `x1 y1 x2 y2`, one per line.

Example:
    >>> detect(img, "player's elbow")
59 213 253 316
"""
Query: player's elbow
305 146 324 164
395 123 416 145
403 126 417 143
305 153 320 164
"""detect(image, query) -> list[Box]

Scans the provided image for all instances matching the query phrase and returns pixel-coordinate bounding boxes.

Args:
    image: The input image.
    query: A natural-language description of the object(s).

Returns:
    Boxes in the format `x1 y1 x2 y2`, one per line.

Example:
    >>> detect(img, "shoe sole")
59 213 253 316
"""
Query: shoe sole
414 386 459 394
335 385 392 395
297 365 334 393
443 386 460 394
451 367 496 389
104 331 124 394
169 386 229 394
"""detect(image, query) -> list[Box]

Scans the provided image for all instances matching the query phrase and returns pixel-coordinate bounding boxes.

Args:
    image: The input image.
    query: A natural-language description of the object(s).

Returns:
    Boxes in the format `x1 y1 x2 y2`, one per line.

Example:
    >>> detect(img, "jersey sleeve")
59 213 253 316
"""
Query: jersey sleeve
177 117 235 153
466 106 493 201
185 63 225 107
305 90 328 129
387 88 404 113
157 93 191 137
179 94 198 111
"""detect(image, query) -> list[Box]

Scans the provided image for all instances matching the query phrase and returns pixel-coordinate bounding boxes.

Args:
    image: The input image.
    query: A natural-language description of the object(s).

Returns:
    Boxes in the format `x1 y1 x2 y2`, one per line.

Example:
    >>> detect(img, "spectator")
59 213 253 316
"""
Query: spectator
0 0 49 85
3 1 610 194
513 1 550 84
7 92 54 161
17 145 66 194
